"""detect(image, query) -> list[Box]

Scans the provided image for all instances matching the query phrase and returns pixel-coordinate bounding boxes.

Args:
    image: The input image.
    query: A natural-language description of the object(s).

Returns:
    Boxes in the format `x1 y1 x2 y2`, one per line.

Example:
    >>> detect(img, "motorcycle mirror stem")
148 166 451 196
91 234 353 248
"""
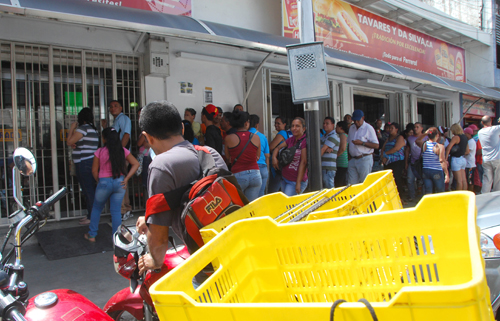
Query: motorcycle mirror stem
11 148 38 269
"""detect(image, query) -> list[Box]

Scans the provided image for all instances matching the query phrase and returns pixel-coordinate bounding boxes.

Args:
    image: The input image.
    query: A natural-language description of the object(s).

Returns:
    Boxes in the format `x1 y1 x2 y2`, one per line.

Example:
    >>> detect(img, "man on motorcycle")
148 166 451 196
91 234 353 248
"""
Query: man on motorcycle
135 101 226 274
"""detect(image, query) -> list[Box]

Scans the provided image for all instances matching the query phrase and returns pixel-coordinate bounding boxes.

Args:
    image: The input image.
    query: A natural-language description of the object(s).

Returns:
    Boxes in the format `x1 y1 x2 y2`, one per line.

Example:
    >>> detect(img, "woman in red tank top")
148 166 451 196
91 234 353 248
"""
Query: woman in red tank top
224 111 262 202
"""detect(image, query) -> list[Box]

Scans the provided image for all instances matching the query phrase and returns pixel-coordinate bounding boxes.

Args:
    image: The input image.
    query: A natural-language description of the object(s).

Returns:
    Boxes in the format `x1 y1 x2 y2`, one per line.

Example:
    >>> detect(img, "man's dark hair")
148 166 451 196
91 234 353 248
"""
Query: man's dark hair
230 111 249 129
109 100 121 107
324 117 335 125
414 122 422 127
202 107 215 121
185 108 196 116
336 121 348 133
139 100 182 140
250 114 260 128
217 107 223 115
406 123 415 132
233 104 243 111
223 112 233 123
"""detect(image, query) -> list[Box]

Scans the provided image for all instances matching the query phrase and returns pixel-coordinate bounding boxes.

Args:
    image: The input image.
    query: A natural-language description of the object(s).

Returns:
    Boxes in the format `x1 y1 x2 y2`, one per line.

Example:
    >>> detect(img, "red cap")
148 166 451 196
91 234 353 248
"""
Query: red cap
468 124 478 131
204 104 218 116
464 127 473 135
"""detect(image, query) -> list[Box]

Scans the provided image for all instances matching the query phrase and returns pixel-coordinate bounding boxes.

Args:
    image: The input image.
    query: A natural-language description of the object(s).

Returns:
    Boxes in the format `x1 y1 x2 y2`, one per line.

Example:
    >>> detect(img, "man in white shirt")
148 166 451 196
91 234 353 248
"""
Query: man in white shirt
347 110 379 185
463 127 476 190
478 116 500 193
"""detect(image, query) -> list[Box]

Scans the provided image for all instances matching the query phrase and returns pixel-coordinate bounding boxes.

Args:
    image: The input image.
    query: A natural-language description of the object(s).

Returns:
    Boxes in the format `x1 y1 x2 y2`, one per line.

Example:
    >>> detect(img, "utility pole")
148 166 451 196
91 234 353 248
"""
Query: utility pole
299 0 323 192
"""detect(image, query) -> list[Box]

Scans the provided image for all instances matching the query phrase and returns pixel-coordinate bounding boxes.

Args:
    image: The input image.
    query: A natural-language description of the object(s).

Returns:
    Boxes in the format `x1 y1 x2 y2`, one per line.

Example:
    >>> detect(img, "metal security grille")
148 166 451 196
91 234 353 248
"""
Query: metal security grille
496 15 500 44
295 53 316 70
0 42 143 225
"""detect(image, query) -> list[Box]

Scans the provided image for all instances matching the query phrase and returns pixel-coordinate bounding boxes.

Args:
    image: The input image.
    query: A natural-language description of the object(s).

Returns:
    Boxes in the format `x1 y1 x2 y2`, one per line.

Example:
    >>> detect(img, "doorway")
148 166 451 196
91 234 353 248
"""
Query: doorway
0 43 142 224
353 93 388 125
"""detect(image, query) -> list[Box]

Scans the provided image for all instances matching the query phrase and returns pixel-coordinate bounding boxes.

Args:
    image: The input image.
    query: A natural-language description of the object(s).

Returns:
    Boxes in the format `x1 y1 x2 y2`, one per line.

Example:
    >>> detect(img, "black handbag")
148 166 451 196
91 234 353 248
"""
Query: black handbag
278 137 305 169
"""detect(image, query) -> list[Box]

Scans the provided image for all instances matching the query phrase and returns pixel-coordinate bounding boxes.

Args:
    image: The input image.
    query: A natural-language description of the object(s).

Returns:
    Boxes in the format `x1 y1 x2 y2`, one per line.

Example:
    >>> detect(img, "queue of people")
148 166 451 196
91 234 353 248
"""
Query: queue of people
71 100 500 245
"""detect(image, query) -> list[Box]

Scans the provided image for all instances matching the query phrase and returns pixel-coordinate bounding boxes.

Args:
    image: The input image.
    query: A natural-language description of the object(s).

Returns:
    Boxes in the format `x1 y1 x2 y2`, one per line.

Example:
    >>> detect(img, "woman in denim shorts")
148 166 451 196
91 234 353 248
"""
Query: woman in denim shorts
445 123 469 190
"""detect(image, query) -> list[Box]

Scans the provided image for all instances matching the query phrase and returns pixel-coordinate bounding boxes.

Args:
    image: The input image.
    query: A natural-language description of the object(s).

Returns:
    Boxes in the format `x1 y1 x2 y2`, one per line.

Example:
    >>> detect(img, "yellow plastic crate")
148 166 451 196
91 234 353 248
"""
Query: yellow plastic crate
201 170 402 244
151 192 493 321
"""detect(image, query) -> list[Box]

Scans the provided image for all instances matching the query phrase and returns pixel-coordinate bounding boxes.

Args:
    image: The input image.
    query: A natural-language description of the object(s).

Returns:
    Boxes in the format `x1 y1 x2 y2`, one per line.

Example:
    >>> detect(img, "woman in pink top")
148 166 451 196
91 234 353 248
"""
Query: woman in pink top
85 128 139 242
271 117 308 196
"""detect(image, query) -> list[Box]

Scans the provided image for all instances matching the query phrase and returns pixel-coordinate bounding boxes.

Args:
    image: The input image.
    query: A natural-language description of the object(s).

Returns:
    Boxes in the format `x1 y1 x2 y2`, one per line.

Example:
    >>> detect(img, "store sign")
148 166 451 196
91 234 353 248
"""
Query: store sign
462 94 496 117
283 0 299 39
0 129 22 142
84 0 191 16
283 0 466 82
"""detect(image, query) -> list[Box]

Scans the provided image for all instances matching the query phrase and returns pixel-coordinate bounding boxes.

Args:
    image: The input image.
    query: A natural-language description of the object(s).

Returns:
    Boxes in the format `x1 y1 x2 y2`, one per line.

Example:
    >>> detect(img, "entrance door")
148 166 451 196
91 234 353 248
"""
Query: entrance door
0 43 142 225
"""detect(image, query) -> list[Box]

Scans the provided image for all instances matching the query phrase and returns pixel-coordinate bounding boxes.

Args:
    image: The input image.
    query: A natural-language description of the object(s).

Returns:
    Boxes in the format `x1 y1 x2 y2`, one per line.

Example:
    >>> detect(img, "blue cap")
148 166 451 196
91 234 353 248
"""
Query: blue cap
352 110 364 121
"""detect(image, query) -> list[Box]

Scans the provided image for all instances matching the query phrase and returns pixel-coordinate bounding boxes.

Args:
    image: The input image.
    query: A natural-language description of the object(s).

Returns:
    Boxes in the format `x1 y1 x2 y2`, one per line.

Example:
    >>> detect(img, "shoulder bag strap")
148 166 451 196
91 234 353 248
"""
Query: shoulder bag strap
232 133 254 166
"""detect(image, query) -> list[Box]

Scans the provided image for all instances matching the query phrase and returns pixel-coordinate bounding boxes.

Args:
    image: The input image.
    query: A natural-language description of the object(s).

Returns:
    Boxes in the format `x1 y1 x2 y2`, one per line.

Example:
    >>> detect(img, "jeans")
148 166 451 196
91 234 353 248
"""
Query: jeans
422 168 445 194
258 164 269 198
75 158 96 219
234 170 262 202
334 167 348 187
322 169 336 189
281 177 308 196
482 159 500 193
406 163 422 199
347 155 373 185
89 176 126 238
268 168 282 193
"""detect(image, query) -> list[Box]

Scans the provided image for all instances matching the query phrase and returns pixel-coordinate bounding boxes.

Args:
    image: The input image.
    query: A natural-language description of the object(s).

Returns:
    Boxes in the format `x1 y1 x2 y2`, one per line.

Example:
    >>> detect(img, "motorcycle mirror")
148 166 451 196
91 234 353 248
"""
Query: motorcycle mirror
13 148 37 176
118 225 134 244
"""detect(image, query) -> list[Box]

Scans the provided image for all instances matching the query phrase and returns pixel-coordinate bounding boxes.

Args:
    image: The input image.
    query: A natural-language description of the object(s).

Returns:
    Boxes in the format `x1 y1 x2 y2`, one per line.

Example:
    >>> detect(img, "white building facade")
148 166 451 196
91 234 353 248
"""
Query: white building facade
0 0 498 222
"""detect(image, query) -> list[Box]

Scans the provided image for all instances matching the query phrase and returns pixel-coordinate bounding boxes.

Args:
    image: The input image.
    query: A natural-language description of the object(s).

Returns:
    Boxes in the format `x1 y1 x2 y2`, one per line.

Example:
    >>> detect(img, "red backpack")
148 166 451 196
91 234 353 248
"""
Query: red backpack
145 145 248 253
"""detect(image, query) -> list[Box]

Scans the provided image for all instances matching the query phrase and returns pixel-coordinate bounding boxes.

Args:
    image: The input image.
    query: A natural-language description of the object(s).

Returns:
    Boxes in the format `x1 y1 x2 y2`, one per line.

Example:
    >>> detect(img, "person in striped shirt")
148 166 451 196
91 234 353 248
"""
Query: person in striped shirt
320 117 340 189
66 107 99 225
416 127 449 194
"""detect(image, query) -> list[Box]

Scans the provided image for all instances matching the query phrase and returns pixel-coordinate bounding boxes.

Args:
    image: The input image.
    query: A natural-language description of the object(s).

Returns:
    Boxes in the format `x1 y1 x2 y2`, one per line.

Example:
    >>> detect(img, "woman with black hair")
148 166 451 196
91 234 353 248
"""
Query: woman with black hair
268 116 290 193
84 127 139 242
224 111 262 201
66 107 99 225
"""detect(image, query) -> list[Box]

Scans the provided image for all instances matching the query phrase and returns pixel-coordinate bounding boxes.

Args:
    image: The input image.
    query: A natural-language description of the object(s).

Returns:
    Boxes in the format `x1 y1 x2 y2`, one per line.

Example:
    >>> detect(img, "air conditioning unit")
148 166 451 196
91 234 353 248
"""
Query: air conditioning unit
144 40 169 77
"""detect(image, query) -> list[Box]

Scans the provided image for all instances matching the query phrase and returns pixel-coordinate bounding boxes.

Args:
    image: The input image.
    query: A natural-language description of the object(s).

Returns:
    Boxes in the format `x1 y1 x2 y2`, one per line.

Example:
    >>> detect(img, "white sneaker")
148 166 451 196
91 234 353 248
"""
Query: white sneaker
122 211 132 220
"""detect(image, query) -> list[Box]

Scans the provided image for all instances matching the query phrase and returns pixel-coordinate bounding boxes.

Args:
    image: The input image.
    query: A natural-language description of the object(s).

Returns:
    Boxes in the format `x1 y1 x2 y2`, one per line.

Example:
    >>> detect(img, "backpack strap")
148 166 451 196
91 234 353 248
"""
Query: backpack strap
232 133 254 166
294 137 305 149
194 145 216 176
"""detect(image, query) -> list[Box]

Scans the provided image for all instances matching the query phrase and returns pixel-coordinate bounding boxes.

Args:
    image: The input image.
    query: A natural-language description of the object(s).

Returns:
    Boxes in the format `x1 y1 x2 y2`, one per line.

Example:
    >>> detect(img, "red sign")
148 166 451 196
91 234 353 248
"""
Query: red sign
283 0 466 82
283 0 299 39
462 94 496 117
85 0 191 16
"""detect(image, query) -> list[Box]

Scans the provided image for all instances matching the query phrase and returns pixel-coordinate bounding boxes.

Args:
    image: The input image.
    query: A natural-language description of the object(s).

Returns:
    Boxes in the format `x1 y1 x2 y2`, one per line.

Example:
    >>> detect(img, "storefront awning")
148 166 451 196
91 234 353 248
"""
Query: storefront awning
3 0 500 101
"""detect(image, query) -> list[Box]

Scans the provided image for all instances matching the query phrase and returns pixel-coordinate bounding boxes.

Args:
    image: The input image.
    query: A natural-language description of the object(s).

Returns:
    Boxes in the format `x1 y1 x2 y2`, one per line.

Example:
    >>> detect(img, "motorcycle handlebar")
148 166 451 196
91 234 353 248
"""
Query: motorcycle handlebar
8 309 26 321
33 187 68 220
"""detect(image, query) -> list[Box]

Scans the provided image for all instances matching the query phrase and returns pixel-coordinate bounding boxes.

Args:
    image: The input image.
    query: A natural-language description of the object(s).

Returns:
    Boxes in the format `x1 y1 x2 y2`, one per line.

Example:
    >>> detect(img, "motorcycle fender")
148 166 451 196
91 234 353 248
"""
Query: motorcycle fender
25 289 114 321
103 285 144 320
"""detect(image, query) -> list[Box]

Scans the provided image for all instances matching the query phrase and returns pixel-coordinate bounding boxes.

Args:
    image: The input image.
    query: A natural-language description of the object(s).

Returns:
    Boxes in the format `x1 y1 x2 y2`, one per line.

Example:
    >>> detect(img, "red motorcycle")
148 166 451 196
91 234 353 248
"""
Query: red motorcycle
104 225 190 320
0 147 114 321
